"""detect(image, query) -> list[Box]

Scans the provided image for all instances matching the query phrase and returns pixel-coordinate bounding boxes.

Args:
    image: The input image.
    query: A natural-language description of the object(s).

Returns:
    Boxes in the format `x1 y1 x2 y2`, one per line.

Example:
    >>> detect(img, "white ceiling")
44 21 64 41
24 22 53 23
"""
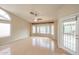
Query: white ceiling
0 4 63 23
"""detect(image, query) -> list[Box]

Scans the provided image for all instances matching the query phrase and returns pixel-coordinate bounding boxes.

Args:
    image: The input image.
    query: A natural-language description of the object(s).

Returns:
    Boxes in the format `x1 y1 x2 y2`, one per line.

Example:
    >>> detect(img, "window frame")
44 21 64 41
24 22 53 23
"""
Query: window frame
0 9 11 38
32 23 54 35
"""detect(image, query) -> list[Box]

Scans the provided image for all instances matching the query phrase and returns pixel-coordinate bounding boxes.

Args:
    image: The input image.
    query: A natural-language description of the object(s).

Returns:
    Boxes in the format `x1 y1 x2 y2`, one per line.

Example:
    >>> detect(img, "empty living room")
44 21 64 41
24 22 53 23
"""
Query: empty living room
0 4 79 55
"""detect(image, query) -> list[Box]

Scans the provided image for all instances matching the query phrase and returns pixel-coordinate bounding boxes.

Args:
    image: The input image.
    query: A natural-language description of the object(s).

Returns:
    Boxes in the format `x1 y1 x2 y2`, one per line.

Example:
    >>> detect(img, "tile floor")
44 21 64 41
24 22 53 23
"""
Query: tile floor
0 37 66 55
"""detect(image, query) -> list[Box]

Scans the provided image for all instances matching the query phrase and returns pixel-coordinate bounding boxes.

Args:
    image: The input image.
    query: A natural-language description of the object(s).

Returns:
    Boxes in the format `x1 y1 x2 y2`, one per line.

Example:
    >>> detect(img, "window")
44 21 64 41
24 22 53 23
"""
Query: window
51 24 54 35
39 25 46 34
37 25 40 33
0 9 11 37
46 25 50 34
32 23 54 35
0 23 10 37
0 9 10 20
32 25 36 33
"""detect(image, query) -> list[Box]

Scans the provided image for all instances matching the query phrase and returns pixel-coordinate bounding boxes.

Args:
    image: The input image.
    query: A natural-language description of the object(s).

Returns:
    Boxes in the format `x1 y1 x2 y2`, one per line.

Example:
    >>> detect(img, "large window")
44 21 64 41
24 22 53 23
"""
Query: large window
32 23 54 35
0 9 11 37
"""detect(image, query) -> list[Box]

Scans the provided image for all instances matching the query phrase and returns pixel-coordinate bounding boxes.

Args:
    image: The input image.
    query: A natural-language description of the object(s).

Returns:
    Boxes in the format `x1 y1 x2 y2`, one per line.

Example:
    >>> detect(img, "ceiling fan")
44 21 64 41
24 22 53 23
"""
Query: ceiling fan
30 11 42 22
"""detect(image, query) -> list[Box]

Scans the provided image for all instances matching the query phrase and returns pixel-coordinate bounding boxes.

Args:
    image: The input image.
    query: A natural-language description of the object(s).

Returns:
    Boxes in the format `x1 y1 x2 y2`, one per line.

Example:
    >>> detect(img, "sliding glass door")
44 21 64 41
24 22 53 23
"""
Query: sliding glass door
63 17 79 54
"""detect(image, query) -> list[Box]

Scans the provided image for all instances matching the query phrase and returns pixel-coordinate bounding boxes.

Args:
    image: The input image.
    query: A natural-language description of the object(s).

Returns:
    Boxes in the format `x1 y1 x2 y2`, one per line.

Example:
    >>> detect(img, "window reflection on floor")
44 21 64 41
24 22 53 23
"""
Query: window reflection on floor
32 37 54 50
0 47 11 55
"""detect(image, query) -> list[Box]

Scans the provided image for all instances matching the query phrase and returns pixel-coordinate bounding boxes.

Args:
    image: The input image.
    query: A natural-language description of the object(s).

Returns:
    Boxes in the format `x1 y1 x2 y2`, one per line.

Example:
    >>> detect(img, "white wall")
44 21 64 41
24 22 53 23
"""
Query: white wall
0 8 31 45
11 14 31 40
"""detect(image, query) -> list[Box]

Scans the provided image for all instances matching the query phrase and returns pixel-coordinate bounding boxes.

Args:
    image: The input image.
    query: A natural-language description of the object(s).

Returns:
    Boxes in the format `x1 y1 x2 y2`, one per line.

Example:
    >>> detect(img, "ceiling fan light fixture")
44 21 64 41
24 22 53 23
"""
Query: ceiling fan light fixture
34 19 38 22
34 17 43 22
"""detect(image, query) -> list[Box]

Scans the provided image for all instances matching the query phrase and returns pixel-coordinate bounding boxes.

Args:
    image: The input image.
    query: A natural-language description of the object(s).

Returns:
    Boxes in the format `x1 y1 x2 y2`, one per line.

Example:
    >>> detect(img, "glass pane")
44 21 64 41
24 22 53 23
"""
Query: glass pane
32 25 36 33
39 25 46 34
37 26 40 33
46 25 50 34
0 23 10 37
51 24 54 35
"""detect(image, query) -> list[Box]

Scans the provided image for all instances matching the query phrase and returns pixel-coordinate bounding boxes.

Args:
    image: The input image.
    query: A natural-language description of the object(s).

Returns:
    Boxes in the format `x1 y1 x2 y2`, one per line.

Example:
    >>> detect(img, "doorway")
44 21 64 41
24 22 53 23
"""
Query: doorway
62 16 79 55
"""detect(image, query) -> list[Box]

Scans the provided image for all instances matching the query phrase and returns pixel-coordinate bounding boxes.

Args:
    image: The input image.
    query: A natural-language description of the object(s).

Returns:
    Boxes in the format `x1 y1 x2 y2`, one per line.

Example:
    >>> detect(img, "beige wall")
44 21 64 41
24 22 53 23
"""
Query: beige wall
0 8 31 45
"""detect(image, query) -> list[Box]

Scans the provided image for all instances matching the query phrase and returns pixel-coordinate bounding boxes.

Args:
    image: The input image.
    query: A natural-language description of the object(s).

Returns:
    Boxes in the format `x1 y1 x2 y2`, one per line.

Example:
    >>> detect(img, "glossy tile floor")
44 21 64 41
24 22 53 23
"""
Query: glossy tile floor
0 37 66 55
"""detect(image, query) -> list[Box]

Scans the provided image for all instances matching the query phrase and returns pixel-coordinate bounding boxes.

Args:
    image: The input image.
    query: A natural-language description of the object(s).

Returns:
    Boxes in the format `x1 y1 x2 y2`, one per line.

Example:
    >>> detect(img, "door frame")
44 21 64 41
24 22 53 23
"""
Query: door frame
58 13 79 55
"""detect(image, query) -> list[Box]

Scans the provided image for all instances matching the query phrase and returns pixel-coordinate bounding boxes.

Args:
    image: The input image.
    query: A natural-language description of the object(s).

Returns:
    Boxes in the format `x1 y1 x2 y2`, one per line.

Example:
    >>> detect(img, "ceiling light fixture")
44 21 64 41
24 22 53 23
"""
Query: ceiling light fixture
34 19 38 22
30 11 42 22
